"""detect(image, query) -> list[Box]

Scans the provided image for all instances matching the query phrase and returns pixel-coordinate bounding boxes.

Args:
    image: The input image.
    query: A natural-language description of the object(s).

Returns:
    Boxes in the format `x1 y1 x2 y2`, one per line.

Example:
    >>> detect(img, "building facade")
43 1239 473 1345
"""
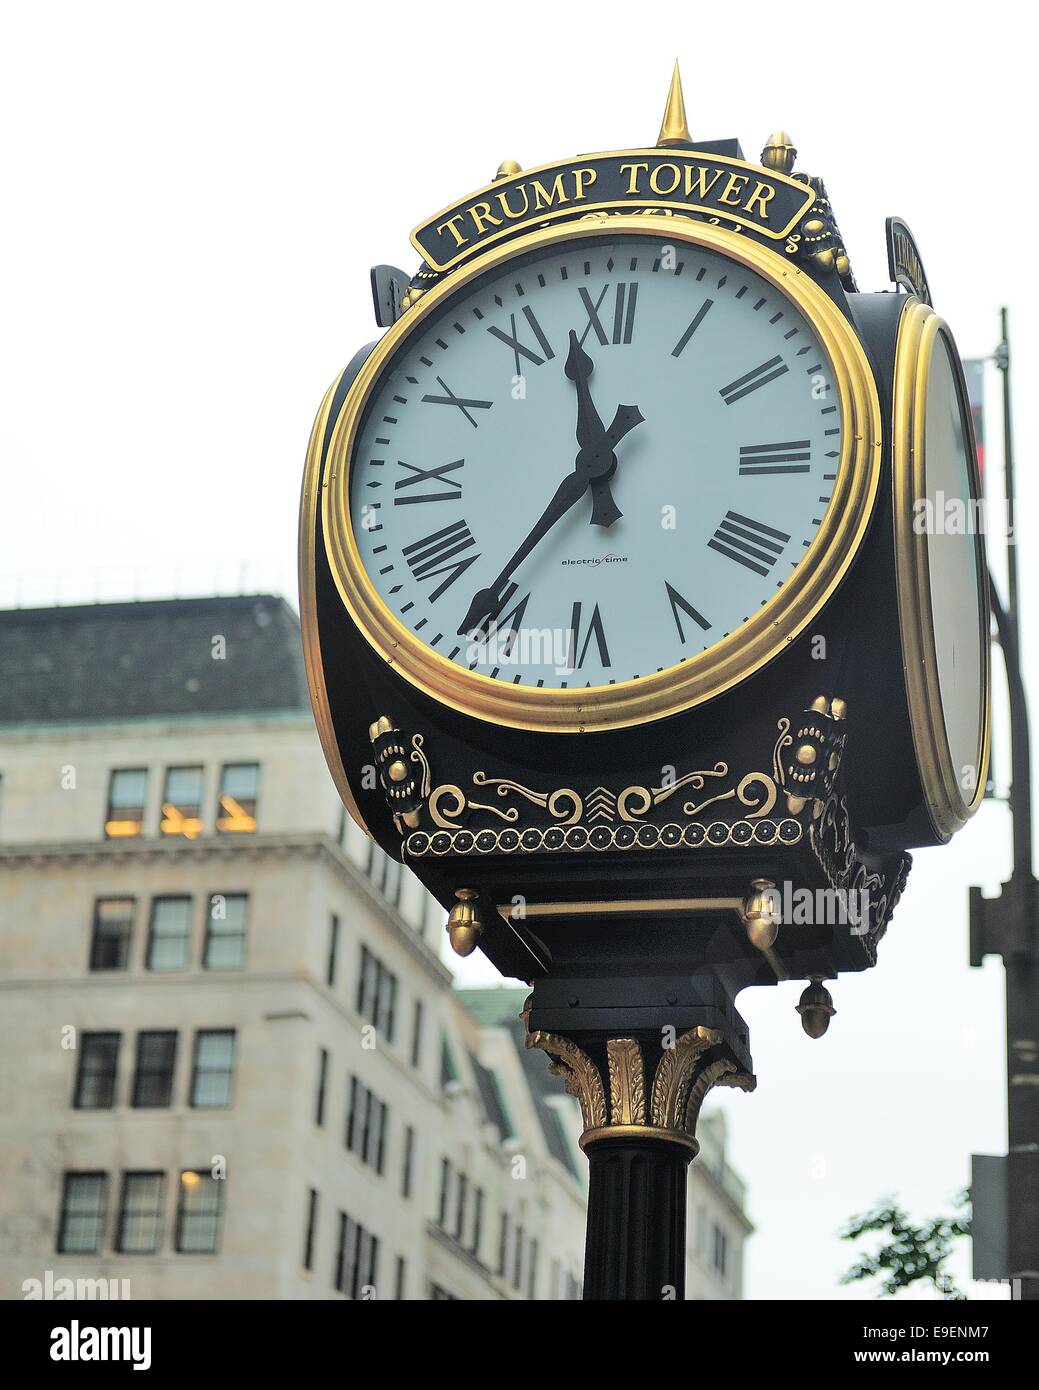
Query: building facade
0 596 750 1299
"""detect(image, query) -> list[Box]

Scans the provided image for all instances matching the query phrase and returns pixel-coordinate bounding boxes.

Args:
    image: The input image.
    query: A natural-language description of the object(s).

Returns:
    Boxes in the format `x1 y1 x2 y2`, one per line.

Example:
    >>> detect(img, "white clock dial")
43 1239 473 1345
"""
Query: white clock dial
349 231 844 690
923 330 987 785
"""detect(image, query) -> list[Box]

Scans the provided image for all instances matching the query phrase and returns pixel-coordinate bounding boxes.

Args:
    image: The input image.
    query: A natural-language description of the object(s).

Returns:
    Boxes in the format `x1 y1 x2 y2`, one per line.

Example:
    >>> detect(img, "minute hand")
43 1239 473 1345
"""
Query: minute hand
456 470 588 637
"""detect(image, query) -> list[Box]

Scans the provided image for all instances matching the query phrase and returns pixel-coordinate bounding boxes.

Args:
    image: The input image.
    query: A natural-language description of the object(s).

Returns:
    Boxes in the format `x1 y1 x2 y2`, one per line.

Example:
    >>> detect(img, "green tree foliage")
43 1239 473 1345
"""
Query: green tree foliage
839 1190 970 1299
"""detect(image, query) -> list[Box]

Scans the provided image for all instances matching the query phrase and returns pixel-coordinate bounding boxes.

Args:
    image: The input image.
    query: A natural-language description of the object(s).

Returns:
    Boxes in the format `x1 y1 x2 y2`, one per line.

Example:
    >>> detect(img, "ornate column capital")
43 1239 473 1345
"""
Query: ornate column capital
523 1002 755 1157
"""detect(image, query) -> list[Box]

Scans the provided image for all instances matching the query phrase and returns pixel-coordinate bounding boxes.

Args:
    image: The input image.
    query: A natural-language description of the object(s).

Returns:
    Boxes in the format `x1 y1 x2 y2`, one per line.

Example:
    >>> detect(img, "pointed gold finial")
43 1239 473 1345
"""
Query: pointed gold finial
656 61 691 148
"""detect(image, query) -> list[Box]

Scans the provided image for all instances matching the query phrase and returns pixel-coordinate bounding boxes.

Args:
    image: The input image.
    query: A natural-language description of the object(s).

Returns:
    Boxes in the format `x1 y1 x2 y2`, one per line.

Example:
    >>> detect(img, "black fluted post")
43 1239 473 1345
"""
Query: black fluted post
582 1134 692 1300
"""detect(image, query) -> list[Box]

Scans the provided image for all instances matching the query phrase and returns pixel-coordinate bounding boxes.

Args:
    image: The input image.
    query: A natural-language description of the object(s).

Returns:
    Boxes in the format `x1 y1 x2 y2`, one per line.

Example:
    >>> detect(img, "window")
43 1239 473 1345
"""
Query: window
527 1237 539 1299
437 1158 451 1229
401 1125 415 1200
116 1172 165 1254
216 763 258 833
57 1172 107 1254
160 766 203 838
89 898 134 971
175 1171 222 1253
712 1224 729 1278
132 1031 177 1108
326 915 340 987
303 1188 319 1271
497 1212 509 1277
395 1255 406 1301
146 897 191 971
513 1224 524 1290
203 893 247 970
383 857 402 908
190 1030 235 1108
410 998 423 1069
73 1032 120 1109
357 945 397 1041
105 768 147 838
345 1076 387 1174
472 1188 484 1259
334 1213 379 1299
315 1048 329 1127
455 1174 468 1242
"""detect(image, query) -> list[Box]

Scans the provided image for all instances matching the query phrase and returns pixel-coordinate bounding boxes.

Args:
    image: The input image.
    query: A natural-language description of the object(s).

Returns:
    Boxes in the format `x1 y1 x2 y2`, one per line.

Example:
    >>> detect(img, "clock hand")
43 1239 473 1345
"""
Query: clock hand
565 330 643 527
457 339 644 638
457 469 589 637
589 402 646 527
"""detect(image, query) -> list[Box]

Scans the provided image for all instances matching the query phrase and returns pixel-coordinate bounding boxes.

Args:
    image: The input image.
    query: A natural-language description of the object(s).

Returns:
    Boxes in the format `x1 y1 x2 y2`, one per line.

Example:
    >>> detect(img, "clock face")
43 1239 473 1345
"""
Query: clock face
924 330 987 786
347 231 845 690
892 301 989 838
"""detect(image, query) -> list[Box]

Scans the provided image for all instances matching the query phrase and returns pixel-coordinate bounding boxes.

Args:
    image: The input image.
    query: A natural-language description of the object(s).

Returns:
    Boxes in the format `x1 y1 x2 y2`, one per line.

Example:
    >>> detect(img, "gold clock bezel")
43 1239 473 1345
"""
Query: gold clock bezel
321 215 882 732
892 298 991 839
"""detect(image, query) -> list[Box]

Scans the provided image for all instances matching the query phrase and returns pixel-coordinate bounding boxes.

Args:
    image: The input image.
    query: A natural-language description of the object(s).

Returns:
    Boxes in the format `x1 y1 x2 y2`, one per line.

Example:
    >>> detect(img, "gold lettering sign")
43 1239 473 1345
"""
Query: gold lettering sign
413 150 816 272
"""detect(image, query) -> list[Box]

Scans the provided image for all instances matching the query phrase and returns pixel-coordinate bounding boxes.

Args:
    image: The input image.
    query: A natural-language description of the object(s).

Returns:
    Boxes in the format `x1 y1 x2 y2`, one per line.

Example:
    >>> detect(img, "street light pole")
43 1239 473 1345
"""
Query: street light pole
969 308 1039 1299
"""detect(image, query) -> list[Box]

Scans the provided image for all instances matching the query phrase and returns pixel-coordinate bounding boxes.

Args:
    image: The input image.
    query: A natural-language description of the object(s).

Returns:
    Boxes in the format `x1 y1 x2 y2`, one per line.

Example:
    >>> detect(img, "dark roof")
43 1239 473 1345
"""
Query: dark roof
456 987 580 1179
0 595 310 724
470 1052 514 1140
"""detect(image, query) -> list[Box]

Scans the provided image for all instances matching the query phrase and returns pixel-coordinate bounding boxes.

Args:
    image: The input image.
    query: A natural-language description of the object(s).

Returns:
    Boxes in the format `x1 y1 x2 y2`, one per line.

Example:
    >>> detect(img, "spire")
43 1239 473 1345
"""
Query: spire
656 61 691 147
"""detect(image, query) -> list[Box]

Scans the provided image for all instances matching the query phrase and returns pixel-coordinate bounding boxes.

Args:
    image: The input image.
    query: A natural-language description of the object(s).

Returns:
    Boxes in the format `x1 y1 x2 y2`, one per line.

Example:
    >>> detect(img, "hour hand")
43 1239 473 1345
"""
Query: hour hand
588 403 645 527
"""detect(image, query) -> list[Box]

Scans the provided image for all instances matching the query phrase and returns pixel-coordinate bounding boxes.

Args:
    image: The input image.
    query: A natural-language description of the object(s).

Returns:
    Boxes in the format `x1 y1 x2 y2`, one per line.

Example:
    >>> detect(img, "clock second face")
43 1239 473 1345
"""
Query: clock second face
349 231 843 689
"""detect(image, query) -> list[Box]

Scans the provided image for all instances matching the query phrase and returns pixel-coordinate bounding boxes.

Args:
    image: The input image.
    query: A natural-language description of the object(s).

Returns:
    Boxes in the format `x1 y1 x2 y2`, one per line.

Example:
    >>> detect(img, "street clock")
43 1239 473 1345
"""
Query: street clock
300 70 989 1070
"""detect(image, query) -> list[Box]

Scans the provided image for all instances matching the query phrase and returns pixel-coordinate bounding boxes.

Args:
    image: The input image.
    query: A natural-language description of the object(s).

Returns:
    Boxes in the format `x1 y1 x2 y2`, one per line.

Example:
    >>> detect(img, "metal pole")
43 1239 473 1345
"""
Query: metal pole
975 309 1039 1298
997 308 1018 627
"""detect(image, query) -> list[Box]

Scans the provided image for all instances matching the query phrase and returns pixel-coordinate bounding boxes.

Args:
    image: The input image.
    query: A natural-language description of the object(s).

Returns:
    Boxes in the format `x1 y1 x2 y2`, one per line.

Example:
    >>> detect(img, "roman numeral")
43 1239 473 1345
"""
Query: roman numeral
671 299 714 357
394 458 464 505
421 376 493 428
486 306 555 374
402 520 480 602
665 582 711 643
719 355 789 404
708 512 790 577
565 601 610 671
578 283 639 347
738 440 811 476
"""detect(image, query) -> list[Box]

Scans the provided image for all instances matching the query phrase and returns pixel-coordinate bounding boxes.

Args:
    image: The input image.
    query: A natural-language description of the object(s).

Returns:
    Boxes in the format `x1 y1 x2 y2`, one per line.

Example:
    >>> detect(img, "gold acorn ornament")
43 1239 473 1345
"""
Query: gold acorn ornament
446 888 484 957
742 877 781 951
796 976 836 1038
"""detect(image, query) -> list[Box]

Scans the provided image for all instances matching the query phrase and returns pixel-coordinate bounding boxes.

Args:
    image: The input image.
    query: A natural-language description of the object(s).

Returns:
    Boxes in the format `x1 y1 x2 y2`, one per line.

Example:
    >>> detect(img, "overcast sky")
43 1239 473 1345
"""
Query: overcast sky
3 1 1035 1300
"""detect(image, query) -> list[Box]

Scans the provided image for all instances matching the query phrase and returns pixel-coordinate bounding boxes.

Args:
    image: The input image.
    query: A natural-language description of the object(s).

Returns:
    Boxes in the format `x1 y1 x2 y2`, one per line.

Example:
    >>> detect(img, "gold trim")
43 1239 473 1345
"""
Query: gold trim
323 216 882 732
892 300 991 840
298 371 375 841
497 897 742 918
580 1124 700 1157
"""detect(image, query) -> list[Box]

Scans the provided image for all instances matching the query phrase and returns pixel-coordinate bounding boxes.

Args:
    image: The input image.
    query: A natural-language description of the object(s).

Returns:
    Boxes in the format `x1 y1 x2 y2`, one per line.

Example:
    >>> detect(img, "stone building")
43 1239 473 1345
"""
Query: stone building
0 595 750 1299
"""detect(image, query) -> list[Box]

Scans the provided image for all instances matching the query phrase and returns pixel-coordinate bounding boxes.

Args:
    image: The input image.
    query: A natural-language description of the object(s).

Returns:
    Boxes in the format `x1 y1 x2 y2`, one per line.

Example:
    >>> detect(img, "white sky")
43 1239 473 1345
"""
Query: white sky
3 1 1036 1300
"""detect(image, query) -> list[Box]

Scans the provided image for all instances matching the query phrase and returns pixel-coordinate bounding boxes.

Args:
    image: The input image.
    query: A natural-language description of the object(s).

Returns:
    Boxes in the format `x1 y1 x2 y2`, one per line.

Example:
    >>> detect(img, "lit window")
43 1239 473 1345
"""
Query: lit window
89 898 134 971
190 1030 235 1108
146 897 191 971
175 1171 222 1254
116 1172 165 1254
216 763 258 834
203 894 247 970
105 768 148 838
160 766 204 838
73 1032 120 1109
132 1031 177 1108
57 1172 107 1254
